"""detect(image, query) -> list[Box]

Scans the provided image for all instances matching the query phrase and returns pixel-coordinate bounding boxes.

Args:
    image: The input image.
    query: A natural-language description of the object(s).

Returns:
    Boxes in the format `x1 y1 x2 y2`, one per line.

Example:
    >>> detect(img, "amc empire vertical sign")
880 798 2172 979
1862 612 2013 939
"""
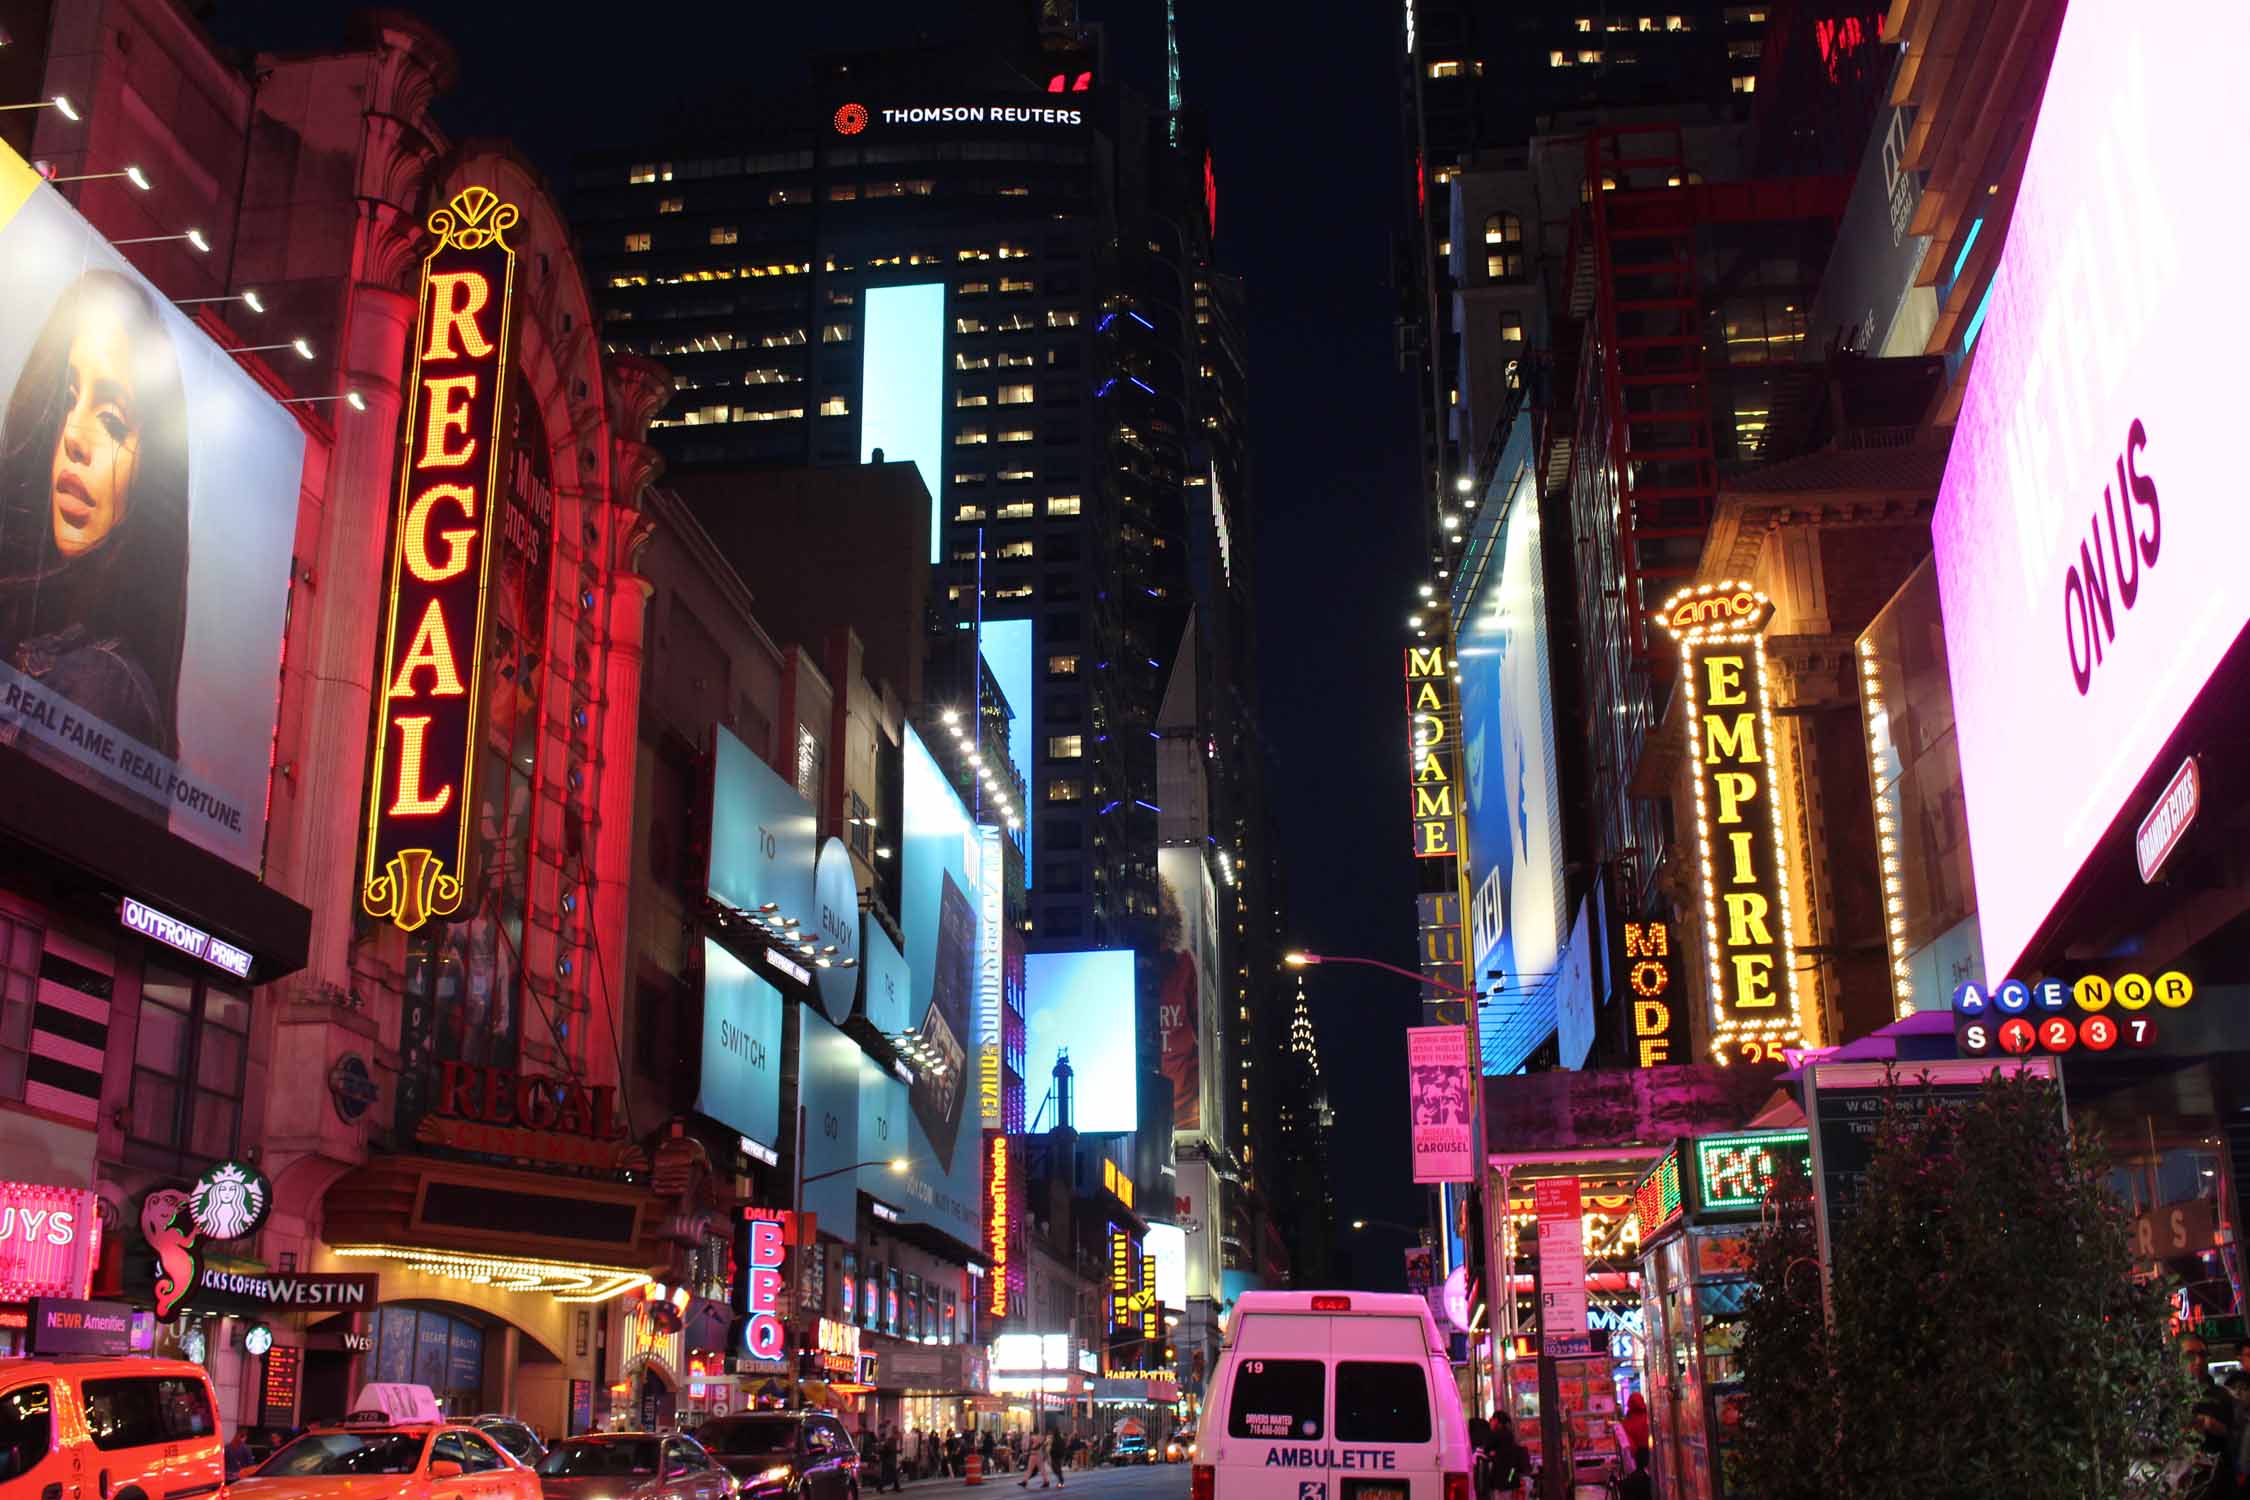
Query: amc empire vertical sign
1657 582 1803 1065
1405 645 1458 858
362 188 520 932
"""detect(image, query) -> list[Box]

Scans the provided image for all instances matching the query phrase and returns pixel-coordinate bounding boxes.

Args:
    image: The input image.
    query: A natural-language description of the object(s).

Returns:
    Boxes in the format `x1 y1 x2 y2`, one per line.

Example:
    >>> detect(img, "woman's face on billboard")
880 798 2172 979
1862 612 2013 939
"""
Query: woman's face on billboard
51 306 142 559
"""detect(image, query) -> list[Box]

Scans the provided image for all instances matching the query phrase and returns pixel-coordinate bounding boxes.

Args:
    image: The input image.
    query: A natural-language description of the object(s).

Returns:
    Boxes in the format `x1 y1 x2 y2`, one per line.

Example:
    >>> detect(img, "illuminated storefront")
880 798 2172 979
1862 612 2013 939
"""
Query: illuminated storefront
1631 1130 1812 1500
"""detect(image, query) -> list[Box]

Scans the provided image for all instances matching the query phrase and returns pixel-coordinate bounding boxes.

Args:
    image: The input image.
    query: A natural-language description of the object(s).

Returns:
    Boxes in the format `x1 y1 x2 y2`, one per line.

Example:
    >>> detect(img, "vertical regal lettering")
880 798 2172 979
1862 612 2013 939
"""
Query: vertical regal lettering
1656 583 1803 1065
362 187 520 931
1405 646 1458 858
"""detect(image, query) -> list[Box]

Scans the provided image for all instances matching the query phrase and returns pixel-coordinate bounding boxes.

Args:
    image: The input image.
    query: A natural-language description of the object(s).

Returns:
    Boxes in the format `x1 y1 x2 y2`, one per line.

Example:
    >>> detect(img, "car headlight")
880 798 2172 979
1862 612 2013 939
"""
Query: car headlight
757 1467 793 1485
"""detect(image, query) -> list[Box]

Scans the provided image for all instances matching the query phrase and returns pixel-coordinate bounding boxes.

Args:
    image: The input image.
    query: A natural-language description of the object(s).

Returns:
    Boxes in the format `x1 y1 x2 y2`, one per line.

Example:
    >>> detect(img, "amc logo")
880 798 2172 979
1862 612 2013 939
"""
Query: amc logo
1656 579 1774 641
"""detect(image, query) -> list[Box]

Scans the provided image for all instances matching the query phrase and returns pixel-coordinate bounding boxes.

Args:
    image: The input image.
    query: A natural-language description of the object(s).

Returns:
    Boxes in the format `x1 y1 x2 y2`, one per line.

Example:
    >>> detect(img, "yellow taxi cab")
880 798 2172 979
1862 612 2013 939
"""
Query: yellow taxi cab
0 1356 226 1500
235 1416 541 1500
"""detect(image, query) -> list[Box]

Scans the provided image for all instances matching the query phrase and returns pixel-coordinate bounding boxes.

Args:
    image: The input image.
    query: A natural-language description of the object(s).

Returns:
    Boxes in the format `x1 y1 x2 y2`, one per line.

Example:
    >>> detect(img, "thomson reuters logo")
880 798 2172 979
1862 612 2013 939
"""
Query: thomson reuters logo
834 102 868 136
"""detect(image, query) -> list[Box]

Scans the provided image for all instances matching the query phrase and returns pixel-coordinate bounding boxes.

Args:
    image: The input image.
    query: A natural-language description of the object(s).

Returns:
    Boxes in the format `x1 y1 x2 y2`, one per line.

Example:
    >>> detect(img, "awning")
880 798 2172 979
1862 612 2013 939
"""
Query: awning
320 1154 664 1298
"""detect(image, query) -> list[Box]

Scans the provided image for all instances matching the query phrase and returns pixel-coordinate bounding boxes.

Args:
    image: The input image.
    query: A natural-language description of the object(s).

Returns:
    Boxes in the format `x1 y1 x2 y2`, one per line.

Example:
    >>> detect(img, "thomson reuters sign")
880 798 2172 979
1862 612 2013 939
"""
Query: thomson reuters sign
831 100 1085 135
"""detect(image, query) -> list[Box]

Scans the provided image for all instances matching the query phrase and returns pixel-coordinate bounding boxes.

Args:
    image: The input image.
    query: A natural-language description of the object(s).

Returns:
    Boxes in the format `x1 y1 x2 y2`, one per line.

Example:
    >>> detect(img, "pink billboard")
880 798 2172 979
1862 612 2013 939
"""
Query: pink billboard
1933 0 2250 978
0 1180 101 1302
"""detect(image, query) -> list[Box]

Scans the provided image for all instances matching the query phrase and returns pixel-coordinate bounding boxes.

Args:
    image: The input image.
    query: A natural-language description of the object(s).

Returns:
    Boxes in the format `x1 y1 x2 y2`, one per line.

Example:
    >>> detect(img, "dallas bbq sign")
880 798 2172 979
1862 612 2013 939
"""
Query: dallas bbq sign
362 187 520 932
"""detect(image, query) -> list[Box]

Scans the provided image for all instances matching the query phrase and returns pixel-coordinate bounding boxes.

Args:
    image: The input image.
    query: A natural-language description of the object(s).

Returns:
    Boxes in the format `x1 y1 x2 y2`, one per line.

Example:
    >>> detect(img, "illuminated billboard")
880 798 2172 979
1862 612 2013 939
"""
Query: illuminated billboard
698 941 783 1150
363 187 518 930
1454 458 1566 1073
1156 846 1220 1136
1931 0 2250 978
1657 583 1803 1064
899 725 984 1248
0 139 304 874
981 617 1034 874
861 283 945 562
708 725 818 923
1023 948 1137 1133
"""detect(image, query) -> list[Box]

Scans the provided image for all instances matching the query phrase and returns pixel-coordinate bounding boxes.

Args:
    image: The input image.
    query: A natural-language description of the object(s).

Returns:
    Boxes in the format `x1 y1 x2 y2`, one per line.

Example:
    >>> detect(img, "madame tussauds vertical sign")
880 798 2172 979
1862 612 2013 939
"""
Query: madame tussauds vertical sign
362 188 519 932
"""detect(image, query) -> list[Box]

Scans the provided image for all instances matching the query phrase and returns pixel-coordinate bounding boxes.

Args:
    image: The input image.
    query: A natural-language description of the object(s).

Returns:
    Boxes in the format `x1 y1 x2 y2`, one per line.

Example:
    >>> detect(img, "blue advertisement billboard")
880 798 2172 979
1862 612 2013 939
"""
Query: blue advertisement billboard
1024 949 1137 1133
709 726 818 923
799 1008 866 1232
897 726 983 1247
1453 433 1567 1076
980 617 1035 875
698 941 784 1149
861 917 911 1034
860 283 946 561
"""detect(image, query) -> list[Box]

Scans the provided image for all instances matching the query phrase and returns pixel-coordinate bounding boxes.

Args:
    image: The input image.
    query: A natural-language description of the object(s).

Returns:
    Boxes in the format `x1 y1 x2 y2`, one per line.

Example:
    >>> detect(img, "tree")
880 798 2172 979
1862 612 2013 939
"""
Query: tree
1733 1164 1837 1500
1826 1071 2193 1500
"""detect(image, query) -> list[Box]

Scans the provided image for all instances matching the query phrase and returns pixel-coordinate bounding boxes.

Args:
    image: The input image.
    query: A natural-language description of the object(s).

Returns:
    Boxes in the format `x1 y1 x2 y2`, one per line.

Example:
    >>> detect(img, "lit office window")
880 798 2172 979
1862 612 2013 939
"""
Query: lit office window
624 232 652 252
1047 780 1083 802
998 383 1035 404
1485 213 1526 280
1427 60 1462 78
957 391 991 407
821 322 855 342
956 505 988 522
960 281 991 295
659 197 684 214
1046 735 1083 759
956 317 988 335
1046 309 1080 328
1048 655 1079 676
998 427 1035 443
1732 73 1757 92
998 540 1035 559
1048 496 1082 516
998 501 1036 520
710 225 739 245
956 427 990 446
999 278 1035 294
820 396 849 417
955 352 992 370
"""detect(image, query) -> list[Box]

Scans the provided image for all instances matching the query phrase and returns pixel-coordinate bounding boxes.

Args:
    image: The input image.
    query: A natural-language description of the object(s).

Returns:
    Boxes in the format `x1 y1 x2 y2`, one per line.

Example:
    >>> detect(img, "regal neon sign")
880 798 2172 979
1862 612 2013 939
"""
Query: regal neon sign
362 187 520 932
1657 581 1802 1064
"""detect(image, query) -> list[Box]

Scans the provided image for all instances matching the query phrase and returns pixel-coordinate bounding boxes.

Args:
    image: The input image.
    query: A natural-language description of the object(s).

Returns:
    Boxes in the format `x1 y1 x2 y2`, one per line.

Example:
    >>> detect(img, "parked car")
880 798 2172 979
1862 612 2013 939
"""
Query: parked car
695 1411 858 1500
238 1416 541 1500
471 1416 549 1468
536 1433 734 1500
0 1357 225 1500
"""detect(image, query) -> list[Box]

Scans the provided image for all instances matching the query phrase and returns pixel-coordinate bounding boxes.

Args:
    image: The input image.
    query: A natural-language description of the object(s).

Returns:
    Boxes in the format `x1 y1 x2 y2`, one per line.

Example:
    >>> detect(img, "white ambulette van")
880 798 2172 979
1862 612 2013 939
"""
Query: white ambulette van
1194 1291 1472 1500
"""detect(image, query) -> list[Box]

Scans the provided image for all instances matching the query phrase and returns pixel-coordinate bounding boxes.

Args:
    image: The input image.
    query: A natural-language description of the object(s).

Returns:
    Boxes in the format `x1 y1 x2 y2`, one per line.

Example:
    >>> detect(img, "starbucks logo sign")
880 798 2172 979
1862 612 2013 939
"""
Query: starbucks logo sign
188 1160 271 1240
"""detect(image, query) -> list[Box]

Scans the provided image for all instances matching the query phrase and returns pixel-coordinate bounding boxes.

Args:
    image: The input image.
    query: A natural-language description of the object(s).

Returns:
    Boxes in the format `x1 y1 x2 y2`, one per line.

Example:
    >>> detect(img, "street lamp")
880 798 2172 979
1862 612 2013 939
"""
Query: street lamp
1283 950 1478 999
1289 946 1495 1409
804 1156 908 1187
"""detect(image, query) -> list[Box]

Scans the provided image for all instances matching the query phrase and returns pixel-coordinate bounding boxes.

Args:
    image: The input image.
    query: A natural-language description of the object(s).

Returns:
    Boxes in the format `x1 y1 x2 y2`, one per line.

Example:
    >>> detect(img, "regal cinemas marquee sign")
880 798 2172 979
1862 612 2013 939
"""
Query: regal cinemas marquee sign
363 187 521 932
1657 583 1802 1065
1405 646 1459 858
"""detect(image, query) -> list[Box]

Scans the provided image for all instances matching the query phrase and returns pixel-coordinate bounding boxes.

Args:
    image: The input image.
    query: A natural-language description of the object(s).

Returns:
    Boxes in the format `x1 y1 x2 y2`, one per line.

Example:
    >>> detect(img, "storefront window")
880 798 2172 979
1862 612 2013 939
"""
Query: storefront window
840 1250 858 1322
0 910 39 1102
124 962 247 1175
904 1273 921 1341
368 1306 487 1416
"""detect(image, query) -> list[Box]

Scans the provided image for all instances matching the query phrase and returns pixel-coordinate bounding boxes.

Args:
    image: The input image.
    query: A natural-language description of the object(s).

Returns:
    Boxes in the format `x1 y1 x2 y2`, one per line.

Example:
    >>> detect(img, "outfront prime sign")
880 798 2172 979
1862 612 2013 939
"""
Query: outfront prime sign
1932 0 2250 978
362 187 519 932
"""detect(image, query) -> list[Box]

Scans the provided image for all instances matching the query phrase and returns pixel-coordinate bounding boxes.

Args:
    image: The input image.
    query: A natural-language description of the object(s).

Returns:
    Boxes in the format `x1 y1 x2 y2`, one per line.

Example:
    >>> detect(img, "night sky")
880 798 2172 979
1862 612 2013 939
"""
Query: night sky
202 0 1426 1284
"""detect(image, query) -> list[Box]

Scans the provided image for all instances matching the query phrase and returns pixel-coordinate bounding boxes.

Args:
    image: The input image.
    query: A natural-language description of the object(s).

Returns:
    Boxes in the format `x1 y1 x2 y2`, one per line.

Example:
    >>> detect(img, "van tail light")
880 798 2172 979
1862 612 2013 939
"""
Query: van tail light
1444 1472 1470 1500
1309 1295 1352 1312
1192 1464 1215 1500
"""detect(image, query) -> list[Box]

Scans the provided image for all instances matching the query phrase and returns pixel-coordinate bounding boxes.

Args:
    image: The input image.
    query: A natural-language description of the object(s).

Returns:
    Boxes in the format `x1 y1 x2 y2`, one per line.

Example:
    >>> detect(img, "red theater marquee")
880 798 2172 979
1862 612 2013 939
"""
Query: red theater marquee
363 187 521 932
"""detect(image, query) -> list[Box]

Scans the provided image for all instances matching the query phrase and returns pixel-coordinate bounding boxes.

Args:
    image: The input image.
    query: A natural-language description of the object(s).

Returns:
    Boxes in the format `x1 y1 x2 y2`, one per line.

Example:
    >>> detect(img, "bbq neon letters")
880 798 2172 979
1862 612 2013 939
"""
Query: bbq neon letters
362 188 520 932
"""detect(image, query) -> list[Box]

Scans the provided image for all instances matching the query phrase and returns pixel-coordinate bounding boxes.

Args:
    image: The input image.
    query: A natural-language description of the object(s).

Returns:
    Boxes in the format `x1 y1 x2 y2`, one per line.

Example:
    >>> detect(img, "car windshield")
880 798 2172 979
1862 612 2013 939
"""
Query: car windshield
260 1432 426 1476
698 1419 797 1457
538 1440 660 1476
484 1424 541 1460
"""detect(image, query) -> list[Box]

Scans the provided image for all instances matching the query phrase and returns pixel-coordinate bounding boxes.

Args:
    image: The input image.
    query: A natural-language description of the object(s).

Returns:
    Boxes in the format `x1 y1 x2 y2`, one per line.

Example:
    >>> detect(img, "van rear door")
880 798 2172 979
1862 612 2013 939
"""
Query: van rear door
1213 1313 1331 1500
1213 1314 1446 1500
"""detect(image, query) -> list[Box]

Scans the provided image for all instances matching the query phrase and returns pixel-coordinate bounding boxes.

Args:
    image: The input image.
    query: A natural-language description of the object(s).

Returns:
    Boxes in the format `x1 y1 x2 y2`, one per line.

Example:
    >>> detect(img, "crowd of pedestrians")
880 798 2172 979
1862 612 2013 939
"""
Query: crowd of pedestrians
870 1423 1111 1490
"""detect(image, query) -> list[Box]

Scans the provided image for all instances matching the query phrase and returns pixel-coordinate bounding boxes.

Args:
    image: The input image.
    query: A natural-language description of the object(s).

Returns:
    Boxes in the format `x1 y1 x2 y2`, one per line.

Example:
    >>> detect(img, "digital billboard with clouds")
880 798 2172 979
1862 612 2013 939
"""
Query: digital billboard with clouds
0 140 303 872
1455 448 1566 1074
1025 948 1137 1133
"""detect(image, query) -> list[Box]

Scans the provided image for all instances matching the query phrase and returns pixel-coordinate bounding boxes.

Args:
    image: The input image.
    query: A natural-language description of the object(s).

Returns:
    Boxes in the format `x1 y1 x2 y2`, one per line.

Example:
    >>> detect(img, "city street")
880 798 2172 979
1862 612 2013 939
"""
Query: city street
873 1465 1190 1500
